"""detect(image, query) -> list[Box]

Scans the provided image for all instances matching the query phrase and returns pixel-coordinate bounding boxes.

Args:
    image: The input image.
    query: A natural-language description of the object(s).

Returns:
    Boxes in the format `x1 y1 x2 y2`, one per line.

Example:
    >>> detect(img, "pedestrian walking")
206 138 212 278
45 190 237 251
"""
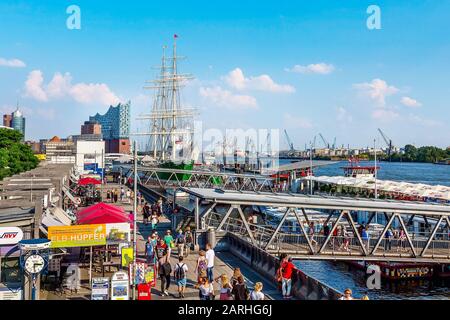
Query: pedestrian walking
145 236 155 265
205 243 215 283
279 255 294 299
309 222 318 246
195 250 208 287
174 256 188 298
143 202 150 225
215 274 233 300
361 227 370 251
231 276 249 301
250 282 265 300
198 278 214 300
155 238 168 279
120 187 125 202
184 227 193 257
230 267 243 287
156 239 171 296
175 229 186 258
164 230 174 259
151 213 159 231
126 189 131 204
385 228 393 251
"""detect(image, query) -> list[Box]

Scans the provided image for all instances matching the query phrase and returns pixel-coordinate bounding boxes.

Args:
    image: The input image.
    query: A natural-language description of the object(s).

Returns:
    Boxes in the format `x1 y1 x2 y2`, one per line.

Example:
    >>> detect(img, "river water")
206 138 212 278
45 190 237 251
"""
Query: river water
291 160 450 300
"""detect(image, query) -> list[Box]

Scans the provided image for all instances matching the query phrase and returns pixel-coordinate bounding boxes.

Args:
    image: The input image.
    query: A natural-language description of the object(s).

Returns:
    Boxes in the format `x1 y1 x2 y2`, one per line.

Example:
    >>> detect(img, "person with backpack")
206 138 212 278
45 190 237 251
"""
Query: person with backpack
159 255 172 297
175 229 186 258
195 250 208 288
184 227 193 257
174 256 188 298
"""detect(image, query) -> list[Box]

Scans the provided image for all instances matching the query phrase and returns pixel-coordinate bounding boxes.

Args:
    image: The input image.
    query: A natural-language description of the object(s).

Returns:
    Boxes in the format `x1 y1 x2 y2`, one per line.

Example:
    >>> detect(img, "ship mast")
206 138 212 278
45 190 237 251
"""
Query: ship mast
135 35 198 162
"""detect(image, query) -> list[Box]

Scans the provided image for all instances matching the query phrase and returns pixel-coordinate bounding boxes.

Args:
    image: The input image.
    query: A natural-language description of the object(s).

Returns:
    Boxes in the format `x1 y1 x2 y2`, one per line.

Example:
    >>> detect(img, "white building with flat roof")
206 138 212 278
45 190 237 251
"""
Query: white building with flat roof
75 140 105 174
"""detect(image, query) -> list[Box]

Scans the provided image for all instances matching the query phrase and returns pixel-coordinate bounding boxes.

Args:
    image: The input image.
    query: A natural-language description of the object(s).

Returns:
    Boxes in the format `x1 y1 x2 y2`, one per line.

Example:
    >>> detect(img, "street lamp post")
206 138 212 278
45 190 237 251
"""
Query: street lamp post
132 141 138 300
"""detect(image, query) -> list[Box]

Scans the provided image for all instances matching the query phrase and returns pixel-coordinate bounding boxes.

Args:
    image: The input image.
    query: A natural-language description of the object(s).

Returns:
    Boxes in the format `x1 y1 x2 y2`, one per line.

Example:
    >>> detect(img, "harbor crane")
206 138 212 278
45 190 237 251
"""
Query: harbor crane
284 130 295 151
332 137 337 150
319 133 330 148
378 128 393 161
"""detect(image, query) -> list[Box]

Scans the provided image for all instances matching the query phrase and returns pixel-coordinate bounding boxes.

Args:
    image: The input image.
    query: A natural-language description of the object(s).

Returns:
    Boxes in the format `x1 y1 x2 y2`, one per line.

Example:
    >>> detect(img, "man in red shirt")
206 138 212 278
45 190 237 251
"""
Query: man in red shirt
280 255 295 299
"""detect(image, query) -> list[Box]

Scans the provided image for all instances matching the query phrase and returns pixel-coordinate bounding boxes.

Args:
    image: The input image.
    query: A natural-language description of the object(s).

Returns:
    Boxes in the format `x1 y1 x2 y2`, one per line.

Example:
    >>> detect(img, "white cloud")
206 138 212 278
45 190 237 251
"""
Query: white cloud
0 57 26 68
25 70 48 102
336 107 353 123
408 114 441 127
371 108 399 121
285 63 335 75
23 70 121 106
283 113 313 129
224 68 295 93
70 83 121 106
353 78 399 106
401 96 422 108
199 86 258 110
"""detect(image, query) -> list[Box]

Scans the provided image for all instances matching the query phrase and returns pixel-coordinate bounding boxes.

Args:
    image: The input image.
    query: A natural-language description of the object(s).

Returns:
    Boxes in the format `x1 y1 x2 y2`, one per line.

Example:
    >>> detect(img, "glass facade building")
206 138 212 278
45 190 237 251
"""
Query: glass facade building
89 102 130 140
11 108 26 140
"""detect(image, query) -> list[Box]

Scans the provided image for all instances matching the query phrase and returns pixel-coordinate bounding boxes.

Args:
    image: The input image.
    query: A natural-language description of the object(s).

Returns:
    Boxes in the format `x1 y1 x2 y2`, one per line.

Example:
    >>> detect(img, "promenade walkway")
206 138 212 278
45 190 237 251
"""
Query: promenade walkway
40 183 281 300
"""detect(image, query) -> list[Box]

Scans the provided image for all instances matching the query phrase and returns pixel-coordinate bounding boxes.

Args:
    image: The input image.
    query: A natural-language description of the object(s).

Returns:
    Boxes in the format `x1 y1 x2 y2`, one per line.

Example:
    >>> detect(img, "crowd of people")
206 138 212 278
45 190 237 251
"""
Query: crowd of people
143 224 266 300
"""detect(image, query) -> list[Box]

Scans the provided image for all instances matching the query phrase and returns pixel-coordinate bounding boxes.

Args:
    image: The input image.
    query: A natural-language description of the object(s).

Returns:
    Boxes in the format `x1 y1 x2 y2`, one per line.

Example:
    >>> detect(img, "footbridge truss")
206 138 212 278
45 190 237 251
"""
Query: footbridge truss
182 188 450 264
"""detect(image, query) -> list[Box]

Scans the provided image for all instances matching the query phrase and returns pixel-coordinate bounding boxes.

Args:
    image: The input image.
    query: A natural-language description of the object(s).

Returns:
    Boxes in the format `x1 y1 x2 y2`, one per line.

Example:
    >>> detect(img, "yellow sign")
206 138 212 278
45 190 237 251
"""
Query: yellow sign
121 247 134 267
48 224 106 248
35 154 46 161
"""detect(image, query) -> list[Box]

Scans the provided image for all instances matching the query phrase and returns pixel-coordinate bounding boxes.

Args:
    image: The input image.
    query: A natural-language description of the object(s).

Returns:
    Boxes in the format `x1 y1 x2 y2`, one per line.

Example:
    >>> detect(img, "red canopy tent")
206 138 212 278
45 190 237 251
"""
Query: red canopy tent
76 202 132 225
78 177 102 186
77 202 125 219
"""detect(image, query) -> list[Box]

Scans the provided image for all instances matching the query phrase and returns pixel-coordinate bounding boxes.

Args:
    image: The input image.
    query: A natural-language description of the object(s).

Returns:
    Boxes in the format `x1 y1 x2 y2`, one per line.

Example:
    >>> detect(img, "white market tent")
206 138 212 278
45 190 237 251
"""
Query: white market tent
309 176 450 202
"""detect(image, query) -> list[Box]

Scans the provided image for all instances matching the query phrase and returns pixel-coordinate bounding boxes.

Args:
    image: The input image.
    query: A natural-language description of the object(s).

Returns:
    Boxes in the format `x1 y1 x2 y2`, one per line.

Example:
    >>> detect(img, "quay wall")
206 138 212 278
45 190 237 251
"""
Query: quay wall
200 230 343 300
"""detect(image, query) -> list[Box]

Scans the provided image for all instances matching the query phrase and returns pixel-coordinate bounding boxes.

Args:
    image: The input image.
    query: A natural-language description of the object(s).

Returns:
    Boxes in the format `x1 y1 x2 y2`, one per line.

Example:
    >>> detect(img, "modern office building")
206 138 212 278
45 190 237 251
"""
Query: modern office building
89 102 130 154
11 108 26 140
2 107 26 140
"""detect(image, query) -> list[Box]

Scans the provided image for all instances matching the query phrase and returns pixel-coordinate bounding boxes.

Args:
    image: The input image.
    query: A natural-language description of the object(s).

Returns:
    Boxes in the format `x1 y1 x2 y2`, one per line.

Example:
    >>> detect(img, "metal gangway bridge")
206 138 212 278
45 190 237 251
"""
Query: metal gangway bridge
181 188 450 264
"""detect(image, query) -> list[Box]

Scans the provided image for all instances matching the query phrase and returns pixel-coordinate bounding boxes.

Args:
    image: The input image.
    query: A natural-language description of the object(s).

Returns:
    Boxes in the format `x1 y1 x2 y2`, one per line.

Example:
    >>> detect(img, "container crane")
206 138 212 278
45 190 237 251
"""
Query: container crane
332 137 337 150
284 130 294 151
319 133 330 148
378 128 393 161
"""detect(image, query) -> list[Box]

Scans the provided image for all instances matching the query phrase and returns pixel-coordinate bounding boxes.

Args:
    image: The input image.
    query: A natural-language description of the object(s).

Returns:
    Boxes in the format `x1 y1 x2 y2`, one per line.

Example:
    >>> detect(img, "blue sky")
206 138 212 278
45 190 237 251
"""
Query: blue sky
0 0 449 149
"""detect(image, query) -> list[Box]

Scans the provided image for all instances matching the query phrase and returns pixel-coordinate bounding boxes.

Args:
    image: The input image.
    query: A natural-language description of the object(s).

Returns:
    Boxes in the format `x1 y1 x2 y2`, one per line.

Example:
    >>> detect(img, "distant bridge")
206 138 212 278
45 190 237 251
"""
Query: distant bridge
182 188 450 264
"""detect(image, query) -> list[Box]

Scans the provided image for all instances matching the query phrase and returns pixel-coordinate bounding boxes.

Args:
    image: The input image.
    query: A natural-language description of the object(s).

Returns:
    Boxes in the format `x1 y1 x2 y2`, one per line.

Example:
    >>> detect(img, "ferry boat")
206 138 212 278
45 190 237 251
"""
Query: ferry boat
342 156 379 178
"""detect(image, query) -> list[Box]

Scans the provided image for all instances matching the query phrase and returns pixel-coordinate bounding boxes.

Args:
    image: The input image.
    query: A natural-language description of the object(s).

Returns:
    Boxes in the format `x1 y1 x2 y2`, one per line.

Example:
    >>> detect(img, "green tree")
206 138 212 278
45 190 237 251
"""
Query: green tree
0 128 39 180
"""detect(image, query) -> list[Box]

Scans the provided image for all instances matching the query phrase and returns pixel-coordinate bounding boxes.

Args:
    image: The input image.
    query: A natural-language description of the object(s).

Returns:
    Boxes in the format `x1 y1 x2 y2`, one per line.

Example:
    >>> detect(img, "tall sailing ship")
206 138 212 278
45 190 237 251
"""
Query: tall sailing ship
135 36 199 179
